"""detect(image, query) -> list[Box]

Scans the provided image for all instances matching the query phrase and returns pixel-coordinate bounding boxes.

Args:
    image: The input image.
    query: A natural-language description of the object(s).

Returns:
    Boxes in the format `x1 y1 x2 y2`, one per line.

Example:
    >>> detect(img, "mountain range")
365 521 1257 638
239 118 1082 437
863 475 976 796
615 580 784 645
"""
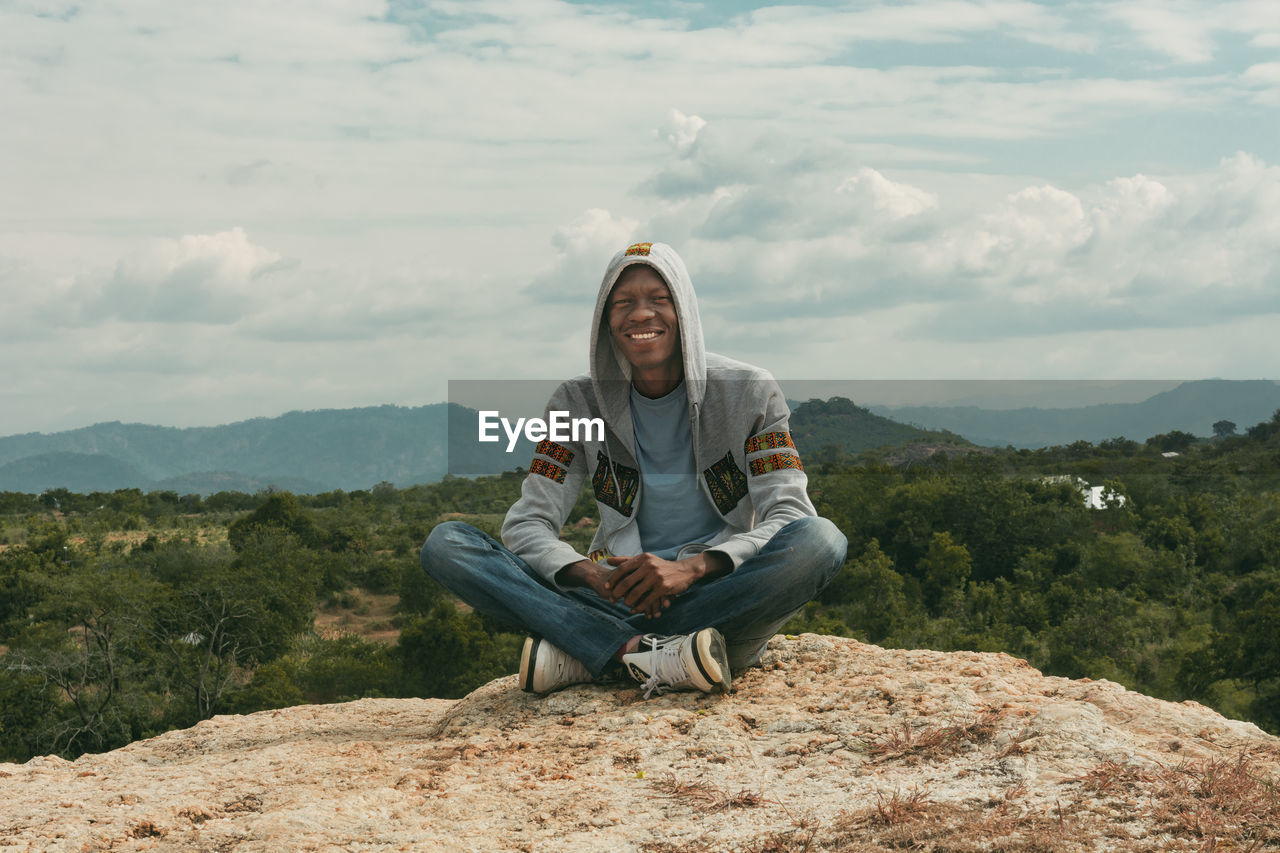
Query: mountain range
0 404 481 496
871 379 1280 448
1 380 1275 495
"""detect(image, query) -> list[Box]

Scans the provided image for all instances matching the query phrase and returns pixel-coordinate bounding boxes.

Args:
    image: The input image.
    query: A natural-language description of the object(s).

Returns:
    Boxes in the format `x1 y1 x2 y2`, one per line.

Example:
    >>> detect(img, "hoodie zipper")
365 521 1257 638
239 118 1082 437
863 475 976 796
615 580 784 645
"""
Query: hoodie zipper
691 399 713 512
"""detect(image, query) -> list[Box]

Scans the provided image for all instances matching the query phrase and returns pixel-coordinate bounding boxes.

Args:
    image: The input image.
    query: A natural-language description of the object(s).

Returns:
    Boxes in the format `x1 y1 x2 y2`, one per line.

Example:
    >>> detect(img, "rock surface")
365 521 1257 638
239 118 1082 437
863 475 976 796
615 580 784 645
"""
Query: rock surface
2 634 1278 852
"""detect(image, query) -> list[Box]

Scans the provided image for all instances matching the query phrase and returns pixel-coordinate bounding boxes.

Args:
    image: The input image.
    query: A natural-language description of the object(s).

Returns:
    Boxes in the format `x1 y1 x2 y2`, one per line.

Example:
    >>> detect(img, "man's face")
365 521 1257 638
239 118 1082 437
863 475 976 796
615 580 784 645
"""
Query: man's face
607 266 682 379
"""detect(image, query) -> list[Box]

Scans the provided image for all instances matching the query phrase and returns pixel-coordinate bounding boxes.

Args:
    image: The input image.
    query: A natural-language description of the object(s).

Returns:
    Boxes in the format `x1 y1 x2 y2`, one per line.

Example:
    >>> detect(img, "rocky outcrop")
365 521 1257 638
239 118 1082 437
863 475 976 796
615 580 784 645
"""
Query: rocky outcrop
2 635 1278 851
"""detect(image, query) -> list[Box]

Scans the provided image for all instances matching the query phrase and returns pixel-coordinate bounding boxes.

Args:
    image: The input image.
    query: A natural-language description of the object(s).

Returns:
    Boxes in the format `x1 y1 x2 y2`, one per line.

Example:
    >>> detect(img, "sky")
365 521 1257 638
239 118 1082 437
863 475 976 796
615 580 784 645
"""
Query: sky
2 0 1278 436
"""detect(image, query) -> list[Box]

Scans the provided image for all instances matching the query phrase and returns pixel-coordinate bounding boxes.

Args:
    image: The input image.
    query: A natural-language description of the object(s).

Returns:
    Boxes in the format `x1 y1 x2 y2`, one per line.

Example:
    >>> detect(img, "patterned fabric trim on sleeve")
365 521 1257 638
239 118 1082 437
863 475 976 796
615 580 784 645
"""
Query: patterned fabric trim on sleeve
535 439 576 467
748 452 804 477
744 431 796 454
530 458 568 483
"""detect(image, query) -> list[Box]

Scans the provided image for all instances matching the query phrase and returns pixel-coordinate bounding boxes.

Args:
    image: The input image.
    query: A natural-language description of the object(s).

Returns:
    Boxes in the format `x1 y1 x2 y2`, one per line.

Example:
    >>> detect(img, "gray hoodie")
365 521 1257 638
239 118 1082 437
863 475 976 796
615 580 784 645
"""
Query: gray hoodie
501 241 815 585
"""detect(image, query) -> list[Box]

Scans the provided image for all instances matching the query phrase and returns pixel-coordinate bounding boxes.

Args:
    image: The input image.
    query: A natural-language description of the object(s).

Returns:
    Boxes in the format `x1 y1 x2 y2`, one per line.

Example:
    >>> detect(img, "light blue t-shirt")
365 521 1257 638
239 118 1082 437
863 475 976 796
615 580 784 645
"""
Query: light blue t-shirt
630 382 723 559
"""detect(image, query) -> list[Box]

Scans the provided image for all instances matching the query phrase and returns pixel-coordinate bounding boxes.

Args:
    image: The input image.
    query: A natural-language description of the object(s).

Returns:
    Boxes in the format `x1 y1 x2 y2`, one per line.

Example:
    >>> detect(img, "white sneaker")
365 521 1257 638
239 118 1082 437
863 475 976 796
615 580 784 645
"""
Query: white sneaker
621 628 732 699
519 637 594 694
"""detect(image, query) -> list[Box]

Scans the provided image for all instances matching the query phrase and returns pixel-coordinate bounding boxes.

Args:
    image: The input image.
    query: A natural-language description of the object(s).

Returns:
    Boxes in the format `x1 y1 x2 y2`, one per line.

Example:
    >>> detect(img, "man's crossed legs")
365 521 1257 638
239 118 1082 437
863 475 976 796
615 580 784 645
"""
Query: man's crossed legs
420 516 847 696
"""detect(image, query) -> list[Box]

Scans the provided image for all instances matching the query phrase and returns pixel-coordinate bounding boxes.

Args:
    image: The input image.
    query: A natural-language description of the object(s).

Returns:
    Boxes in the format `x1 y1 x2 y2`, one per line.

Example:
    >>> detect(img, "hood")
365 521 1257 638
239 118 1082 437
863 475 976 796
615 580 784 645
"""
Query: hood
588 242 707 439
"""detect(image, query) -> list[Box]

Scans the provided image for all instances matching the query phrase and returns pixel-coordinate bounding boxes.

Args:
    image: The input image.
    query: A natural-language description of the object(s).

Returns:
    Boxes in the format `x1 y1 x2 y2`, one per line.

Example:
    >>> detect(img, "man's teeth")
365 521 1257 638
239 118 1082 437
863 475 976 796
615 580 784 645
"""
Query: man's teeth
630 331 659 340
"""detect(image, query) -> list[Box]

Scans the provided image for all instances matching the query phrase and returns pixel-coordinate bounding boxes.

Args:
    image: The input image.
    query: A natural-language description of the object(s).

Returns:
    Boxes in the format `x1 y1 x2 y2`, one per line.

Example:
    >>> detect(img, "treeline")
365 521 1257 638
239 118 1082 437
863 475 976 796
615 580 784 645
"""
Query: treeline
799 411 1280 733
2 413 1279 762
0 476 536 762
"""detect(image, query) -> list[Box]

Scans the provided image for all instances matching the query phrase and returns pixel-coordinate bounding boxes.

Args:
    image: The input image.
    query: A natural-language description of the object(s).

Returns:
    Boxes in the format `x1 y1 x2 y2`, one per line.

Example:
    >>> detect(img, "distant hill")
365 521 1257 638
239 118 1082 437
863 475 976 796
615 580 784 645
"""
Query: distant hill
0 452 154 495
5 380 1268 494
872 379 1280 448
0 396 963 496
151 471 333 496
788 396 967 456
0 404 530 496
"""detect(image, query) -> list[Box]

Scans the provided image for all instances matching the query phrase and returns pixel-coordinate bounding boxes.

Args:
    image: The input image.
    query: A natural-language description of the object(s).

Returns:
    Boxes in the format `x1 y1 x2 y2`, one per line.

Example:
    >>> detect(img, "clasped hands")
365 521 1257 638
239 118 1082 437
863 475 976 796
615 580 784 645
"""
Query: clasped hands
557 550 731 619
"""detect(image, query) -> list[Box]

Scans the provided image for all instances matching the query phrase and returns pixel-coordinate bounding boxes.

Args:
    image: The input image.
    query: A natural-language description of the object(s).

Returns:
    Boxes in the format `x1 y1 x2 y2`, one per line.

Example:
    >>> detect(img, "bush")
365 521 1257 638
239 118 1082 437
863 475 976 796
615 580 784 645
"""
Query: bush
287 633 398 704
222 664 305 714
397 600 520 698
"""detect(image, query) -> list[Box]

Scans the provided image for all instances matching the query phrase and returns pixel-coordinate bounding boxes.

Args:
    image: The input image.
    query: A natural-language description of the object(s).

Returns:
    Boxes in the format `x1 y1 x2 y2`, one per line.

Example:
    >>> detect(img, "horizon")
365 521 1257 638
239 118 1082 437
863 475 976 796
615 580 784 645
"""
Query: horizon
3 1 1279 436
4 378 1278 438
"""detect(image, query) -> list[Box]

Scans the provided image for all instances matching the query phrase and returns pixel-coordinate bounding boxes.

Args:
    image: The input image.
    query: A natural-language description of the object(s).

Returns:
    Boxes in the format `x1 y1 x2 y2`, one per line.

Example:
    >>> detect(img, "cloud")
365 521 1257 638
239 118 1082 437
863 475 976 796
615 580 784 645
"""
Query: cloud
536 120 1280 349
657 109 706 152
1104 1 1280 65
524 209 640 304
52 228 288 325
838 168 940 222
241 264 467 342
1105 3 1217 63
2 0 1276 435
225 160 273 187
904 153 1280 340
1241 61 1280 105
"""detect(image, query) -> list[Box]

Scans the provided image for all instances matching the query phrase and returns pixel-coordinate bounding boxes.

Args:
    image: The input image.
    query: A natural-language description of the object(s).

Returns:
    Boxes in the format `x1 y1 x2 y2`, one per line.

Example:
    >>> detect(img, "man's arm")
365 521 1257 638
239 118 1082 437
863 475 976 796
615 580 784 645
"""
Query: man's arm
708 375 815 569
500 386 593 584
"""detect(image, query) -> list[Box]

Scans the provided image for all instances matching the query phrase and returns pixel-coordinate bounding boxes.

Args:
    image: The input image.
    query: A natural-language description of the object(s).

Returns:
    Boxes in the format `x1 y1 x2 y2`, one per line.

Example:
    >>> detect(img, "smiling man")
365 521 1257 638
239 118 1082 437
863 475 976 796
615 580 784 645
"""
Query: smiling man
421 242 847 698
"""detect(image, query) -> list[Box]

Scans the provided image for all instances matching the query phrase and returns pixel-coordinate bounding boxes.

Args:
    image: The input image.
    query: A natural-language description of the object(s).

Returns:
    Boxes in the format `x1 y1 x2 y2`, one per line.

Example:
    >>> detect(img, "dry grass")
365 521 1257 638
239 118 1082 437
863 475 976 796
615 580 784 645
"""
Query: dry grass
1146 753 1280 849
868 708 1003 764
869 786 935 824
651 774 766 812
1078 758 1152 797
632 753 1280 853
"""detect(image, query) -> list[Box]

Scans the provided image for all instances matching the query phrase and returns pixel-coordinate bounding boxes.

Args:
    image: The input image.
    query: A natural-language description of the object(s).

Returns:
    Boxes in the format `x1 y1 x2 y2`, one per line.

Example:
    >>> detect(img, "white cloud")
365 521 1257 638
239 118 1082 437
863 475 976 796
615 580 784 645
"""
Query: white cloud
532 124 1280 351
1104 1 1280 65
658 109 707 152
1242 62 1280 84
55 228 287 325
0 0 1274 435
1105 2 1217 63
1241 61 1280 105
526 208 641 303
975 185 1093 281
837 168 939 221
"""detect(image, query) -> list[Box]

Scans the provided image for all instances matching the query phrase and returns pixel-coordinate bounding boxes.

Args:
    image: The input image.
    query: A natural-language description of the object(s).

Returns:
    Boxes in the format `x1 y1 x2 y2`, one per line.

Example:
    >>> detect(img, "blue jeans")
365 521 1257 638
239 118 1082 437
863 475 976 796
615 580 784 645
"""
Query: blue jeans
420 516 847 677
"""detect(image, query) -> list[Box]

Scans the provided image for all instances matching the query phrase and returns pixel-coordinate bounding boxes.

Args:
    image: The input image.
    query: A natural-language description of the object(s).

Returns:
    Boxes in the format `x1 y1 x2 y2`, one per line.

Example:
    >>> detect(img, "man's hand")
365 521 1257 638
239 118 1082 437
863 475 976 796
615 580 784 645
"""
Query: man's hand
555 559 614 598
604 551 731 618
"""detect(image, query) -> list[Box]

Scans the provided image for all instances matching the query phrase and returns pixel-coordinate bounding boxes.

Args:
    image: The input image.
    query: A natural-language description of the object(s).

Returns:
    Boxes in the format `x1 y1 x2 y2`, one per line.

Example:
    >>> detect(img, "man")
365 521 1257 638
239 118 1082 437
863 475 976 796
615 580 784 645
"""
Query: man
422 241 846 698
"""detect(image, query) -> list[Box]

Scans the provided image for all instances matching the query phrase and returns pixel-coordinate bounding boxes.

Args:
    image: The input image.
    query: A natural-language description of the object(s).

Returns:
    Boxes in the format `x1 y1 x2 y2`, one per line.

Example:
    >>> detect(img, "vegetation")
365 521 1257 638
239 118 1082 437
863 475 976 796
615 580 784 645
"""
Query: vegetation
3 409 1280 763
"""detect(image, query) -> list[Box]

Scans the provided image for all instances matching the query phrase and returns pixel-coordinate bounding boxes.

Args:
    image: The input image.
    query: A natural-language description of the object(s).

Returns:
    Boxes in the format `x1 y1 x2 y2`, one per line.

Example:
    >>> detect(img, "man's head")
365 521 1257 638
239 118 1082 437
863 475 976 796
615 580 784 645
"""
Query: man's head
606 264 683 396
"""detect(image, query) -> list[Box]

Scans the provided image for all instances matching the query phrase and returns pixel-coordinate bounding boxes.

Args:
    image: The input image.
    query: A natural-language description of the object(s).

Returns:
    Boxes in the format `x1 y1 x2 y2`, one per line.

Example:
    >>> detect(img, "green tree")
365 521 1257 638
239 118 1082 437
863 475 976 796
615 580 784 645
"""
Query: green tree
919 531 972 615
397 600 520 698
288 633 398 704
147 532 319 722
227 492 323 551
1147 430 1197 453
221 663 304 714
1 564 165 756
820 539 907 642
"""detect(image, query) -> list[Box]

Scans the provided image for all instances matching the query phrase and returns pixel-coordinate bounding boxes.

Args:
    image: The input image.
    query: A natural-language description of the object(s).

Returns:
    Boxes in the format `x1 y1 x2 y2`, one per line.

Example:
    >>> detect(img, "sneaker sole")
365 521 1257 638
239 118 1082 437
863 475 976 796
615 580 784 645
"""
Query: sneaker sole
520 637 539 693
692 628 732 693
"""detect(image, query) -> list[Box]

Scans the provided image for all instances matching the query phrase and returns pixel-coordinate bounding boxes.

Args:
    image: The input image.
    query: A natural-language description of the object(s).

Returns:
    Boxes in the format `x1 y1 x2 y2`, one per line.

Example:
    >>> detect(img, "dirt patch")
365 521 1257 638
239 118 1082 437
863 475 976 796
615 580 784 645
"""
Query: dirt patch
315 590 401 644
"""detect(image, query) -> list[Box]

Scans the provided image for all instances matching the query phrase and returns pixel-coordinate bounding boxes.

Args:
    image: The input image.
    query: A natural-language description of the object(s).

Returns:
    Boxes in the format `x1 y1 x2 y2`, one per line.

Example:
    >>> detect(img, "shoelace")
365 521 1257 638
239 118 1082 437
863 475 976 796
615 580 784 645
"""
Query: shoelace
637 636 688 699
